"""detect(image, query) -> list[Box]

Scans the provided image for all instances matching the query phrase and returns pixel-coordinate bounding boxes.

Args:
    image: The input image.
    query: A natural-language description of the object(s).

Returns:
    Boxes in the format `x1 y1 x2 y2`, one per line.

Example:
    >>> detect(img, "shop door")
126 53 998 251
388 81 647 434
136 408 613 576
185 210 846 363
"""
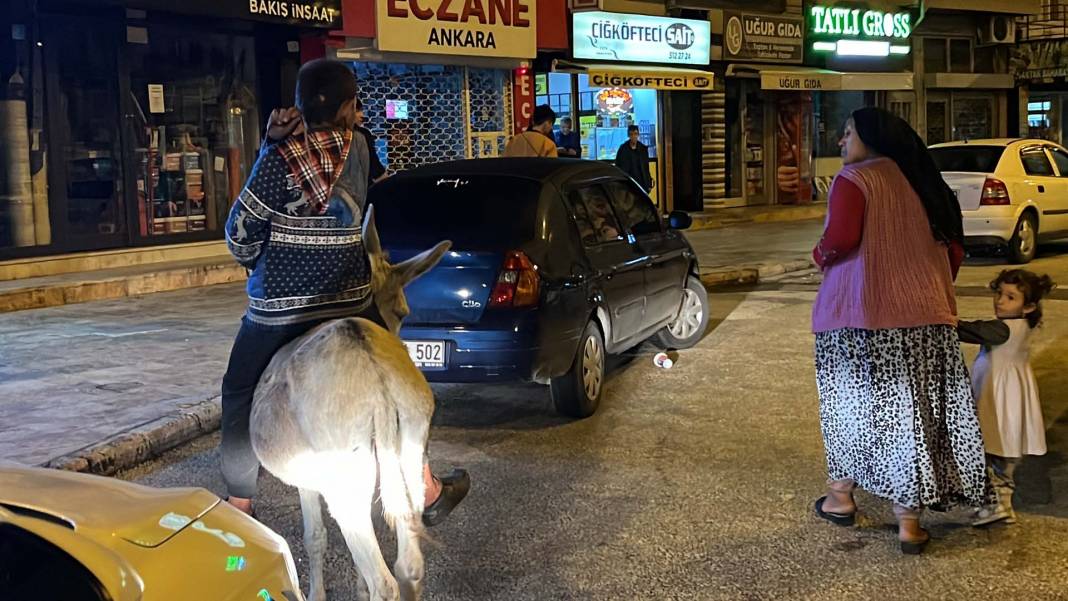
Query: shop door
926 93 950 145
41 15 127 252
887 91 915 128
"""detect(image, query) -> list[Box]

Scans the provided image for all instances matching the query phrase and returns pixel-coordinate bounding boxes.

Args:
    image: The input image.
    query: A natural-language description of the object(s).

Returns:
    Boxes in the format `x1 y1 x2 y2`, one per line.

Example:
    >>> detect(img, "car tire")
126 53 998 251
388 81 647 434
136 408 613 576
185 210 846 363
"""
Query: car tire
550 321 605 418
1008 212 1038 264
654 276 710 350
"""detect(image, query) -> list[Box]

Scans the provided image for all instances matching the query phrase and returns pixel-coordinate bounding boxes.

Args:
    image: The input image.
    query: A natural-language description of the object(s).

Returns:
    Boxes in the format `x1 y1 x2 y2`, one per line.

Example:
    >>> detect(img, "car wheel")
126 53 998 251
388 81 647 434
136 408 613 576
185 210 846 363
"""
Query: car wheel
654 276 710 350
550 320 605 418
1008 212 1037 264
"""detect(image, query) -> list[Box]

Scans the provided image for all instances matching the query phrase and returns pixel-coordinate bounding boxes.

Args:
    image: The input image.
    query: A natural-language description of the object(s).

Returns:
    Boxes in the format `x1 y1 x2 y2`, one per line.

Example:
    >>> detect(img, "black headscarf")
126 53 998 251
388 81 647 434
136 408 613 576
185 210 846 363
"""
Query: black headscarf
851 107 963 244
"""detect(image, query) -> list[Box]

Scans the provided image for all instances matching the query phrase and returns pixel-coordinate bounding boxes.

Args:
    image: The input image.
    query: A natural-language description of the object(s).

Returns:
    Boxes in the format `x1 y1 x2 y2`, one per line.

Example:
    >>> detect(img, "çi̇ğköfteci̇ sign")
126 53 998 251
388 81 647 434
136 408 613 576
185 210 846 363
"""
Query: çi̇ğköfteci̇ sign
573 11 711 66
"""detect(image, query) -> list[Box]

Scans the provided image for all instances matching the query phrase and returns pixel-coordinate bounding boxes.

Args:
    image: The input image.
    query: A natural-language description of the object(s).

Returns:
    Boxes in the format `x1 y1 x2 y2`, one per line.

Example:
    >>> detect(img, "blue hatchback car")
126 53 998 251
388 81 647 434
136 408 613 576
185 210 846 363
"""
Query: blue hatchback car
369 158 708 417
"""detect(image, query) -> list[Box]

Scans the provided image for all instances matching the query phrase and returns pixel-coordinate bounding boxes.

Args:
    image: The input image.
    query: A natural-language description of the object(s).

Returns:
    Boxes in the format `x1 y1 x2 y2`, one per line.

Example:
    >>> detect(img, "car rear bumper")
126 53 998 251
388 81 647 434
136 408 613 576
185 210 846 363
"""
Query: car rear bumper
401 326 542 383
963 206 1017 246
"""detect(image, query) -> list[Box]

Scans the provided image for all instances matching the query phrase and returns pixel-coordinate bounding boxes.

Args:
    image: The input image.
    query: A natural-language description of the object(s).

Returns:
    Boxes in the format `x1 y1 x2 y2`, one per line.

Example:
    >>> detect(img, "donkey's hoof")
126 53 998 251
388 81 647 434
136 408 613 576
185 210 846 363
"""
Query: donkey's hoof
422 469 470 527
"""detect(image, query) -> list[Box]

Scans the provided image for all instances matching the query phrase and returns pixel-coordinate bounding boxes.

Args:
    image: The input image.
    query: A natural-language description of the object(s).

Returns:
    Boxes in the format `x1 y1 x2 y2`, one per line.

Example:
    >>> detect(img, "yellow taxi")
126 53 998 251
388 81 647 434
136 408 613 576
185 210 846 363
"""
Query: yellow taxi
0 463 303 600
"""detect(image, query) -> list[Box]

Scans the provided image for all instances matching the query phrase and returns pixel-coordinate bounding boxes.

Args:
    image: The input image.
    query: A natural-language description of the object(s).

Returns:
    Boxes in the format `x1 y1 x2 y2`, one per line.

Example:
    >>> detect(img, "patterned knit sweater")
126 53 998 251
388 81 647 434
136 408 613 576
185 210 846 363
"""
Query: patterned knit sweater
224 132 372 327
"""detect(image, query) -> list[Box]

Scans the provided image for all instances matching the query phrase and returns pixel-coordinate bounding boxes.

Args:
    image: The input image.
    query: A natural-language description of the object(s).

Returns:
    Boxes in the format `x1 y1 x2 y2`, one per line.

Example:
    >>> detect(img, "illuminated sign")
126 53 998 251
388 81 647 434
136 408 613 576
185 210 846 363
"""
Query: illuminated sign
807 3 912 57
573 11 711 66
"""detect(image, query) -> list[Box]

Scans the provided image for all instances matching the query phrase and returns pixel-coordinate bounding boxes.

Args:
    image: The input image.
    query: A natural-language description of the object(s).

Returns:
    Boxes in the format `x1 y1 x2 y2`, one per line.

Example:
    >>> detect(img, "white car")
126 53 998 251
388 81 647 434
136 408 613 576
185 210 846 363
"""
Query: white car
930 138 1068 263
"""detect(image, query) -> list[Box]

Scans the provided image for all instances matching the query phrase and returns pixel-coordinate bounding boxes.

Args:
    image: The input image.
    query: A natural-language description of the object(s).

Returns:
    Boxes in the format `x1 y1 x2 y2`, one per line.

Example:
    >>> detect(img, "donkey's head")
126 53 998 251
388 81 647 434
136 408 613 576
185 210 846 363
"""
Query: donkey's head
361 205 451 335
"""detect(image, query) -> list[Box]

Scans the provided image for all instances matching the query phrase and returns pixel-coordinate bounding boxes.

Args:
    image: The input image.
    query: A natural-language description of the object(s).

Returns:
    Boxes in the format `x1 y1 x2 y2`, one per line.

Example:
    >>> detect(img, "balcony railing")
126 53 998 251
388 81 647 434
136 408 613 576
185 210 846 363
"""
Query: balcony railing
1021 0 1068 40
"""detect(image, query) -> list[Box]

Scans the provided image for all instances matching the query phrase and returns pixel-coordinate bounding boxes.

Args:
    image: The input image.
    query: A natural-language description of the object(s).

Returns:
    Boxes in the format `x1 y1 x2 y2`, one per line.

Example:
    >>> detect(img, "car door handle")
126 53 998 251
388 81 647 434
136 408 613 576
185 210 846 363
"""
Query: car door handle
1038 185 1046 193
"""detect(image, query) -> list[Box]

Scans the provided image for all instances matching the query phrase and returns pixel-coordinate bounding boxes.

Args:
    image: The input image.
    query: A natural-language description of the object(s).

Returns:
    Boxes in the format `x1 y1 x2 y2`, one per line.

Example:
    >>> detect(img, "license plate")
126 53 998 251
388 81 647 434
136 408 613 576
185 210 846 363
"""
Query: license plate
404 341 446 369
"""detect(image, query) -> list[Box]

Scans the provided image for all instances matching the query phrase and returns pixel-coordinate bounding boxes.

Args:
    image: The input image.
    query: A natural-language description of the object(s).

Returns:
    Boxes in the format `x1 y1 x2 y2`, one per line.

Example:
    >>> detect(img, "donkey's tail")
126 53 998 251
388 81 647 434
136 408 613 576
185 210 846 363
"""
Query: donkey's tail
372 376 427 529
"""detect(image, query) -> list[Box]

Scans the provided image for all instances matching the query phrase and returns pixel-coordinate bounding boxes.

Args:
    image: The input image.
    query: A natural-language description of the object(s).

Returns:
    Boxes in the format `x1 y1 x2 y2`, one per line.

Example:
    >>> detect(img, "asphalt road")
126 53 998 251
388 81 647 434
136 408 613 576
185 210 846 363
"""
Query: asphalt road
122 245 1068 601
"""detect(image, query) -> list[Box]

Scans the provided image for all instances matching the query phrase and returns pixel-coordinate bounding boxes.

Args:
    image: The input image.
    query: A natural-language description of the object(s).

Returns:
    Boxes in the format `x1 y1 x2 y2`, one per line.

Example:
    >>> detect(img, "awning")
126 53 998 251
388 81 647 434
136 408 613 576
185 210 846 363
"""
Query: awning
552 60 714 91
726 64 913 91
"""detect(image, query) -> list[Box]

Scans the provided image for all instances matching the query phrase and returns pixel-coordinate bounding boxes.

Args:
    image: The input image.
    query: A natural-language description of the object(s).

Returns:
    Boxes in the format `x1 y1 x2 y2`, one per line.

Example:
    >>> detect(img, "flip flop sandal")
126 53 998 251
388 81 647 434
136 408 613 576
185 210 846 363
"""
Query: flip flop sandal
814 496 856 527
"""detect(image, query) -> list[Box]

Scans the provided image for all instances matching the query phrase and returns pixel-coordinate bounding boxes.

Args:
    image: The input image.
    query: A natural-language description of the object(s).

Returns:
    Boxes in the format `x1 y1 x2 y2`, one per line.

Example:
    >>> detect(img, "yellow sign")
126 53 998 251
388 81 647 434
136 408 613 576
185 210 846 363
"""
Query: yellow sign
585 68 713 91
376 0 538 59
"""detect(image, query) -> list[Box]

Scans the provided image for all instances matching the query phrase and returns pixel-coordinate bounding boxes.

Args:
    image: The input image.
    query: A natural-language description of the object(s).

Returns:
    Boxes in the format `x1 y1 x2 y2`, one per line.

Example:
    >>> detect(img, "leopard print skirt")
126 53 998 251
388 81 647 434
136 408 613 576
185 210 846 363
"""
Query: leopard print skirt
815 326 993 510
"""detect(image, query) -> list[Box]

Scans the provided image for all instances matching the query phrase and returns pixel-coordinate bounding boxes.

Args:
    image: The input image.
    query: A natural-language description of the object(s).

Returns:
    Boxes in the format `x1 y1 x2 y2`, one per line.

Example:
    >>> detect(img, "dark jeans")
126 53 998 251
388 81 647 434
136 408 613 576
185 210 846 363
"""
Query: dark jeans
220 305 384 499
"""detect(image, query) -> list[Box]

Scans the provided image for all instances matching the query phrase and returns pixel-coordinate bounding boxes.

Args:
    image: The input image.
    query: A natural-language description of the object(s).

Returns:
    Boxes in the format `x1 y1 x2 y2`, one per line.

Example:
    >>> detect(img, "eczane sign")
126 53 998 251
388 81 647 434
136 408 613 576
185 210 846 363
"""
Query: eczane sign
376 0 537 58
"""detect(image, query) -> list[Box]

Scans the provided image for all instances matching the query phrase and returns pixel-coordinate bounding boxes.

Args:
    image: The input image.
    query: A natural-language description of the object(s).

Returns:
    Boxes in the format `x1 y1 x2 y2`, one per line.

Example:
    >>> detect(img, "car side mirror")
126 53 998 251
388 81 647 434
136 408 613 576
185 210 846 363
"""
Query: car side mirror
668 211 692 230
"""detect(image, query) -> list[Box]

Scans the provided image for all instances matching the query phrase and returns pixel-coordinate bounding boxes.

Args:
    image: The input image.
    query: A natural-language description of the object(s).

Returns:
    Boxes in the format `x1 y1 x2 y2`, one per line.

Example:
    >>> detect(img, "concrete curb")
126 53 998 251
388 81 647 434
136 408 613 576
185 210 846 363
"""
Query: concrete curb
700 258 815 289
0 262 246 314
689 205 826 232
46 396 222 476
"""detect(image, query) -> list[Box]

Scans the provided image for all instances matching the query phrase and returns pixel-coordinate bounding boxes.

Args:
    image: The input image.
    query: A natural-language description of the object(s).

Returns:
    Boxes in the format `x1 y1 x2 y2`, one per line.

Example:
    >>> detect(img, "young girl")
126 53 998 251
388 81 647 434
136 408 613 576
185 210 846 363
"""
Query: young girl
958 269 1056 526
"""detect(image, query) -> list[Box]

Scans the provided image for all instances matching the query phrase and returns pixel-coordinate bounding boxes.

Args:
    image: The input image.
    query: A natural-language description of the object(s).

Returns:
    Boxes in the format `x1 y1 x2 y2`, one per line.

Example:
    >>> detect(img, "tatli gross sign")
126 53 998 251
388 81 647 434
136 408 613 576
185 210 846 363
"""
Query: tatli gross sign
378 0 538 59
573 11 711 66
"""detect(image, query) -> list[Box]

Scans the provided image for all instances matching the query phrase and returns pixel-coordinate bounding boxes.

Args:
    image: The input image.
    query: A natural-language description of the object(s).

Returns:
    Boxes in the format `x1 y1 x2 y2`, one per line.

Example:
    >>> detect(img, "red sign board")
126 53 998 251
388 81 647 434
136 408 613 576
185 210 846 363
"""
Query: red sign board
513 68 535 134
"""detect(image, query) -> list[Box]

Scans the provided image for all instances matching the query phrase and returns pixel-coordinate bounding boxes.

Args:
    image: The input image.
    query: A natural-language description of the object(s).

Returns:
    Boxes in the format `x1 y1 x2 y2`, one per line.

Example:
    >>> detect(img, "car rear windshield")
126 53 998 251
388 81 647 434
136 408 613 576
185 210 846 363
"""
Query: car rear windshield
368 174 542 249
929 146 1005 173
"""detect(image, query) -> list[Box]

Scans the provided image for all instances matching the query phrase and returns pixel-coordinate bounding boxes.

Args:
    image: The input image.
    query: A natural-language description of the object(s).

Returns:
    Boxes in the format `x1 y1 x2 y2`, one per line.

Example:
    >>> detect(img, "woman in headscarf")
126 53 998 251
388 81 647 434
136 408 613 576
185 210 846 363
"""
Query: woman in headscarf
810 107 991 554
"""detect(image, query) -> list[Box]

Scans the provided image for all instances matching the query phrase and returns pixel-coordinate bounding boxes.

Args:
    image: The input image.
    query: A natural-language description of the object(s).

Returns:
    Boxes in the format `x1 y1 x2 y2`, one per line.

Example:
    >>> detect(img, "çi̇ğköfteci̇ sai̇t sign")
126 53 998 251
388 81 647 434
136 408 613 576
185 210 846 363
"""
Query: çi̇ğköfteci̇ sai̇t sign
573 11 711 66
808 2 912 57
376 0 537 59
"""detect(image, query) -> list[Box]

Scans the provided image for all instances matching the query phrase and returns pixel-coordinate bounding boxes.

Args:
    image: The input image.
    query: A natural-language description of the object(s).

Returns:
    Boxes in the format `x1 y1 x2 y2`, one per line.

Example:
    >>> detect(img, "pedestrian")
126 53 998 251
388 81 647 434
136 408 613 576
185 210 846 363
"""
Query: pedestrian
958 269 1056 526
810 107 991 555
221 58 469 524
503 104 558 157
354 98 388 187
555 116 581 158
614 125 652 193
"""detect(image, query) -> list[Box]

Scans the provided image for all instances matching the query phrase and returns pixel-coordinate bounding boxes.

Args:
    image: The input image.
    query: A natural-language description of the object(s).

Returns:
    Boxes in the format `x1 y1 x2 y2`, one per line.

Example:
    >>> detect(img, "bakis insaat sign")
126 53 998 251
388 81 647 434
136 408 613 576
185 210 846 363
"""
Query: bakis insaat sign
573 11 711 66
376 0 537 59
807 2 912 57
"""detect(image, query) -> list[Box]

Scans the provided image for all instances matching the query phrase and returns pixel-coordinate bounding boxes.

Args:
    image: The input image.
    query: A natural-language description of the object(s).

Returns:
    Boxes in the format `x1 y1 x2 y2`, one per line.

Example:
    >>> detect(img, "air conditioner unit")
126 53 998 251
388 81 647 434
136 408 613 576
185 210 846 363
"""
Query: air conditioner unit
978 15 1016 45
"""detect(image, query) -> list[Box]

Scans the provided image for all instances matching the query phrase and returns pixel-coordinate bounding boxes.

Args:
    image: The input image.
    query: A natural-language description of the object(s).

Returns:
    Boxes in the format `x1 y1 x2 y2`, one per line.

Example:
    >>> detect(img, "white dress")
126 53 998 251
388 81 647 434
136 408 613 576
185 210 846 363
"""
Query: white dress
971 319 1047 458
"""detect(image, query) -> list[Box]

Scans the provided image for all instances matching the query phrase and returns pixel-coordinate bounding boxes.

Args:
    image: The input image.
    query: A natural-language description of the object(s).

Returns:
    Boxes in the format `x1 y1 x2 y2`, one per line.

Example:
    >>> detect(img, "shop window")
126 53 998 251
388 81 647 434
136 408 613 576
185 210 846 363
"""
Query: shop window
1029 99 1053 139
924 38 948 73
1020 145 1055 176
953 97 993 140
813 92 864 158
1049 146 1068 176
950 39 972 73
567 185 622 245
577 75 659 161
604 181 660 237
127 27 259 238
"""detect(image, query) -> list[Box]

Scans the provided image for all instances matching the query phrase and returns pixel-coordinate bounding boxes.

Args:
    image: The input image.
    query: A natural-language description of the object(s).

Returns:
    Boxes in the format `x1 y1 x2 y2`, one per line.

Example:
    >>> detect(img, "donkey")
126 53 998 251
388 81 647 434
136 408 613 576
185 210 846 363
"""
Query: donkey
249 206 451 601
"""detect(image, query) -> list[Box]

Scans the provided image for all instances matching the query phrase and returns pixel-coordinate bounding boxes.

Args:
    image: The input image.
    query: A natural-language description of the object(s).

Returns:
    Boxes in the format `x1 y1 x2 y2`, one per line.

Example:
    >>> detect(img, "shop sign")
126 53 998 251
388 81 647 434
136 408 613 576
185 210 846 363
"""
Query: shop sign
572 11 711 66
584 67 714 90
807 2 912 56
723 11 803 64
1010 40 1068 81
761 72 839 91
513 69 535 133
121 0 341 27
376 0 538 59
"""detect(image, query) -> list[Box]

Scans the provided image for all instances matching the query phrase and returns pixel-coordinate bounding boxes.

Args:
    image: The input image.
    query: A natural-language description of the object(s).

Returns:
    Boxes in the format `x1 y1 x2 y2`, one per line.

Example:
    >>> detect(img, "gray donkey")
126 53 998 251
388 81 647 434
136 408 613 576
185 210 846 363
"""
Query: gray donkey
250 206 450 601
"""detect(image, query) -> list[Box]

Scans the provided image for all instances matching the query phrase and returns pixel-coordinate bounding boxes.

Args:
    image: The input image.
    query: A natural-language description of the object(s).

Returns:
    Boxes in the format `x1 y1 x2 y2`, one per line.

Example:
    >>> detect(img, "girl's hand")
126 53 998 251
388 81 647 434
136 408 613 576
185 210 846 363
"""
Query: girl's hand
266 107 303 141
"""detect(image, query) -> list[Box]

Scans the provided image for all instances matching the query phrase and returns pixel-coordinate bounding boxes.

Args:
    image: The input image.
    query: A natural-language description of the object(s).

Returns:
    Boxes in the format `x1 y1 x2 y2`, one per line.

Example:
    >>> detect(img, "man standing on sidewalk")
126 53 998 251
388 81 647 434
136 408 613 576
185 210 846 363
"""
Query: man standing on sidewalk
615 125 653 193
503 104 558 157
221 59 468 524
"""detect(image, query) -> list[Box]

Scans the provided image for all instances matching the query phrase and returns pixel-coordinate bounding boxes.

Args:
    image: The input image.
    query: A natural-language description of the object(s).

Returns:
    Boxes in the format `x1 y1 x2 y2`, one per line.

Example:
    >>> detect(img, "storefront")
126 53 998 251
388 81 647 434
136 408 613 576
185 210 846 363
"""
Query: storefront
330 0 567 172
543 10 714 210
0 0 336 259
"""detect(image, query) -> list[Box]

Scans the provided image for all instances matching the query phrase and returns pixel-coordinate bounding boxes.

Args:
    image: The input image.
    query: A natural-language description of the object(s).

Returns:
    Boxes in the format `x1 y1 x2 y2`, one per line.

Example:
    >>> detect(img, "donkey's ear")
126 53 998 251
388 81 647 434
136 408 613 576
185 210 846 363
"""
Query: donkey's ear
397 241 451 286
361 204 383 256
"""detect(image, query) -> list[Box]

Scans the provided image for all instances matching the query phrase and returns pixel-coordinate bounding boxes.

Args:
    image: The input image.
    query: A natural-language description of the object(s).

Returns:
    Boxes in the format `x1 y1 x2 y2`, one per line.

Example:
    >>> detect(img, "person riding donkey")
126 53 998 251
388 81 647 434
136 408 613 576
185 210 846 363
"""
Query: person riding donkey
221 58 469 524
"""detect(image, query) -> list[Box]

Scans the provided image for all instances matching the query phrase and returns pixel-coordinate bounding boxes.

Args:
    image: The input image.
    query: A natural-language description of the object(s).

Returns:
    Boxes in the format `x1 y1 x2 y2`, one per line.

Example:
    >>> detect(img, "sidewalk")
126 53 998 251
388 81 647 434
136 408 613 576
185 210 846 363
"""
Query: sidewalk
0 218 825 474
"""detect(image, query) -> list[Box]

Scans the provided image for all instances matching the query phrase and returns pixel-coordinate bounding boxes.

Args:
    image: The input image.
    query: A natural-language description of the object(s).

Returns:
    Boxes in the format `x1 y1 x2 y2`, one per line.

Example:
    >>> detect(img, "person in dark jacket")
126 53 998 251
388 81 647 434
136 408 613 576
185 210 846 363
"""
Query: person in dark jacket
555 117 581 157
355 98 387 186
615 125 653 192
221 59 469 524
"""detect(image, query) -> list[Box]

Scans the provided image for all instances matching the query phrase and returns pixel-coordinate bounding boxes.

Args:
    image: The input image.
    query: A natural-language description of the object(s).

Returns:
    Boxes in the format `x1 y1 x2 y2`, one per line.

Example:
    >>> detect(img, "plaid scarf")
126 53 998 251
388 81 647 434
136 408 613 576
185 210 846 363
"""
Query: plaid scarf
278 129 352 215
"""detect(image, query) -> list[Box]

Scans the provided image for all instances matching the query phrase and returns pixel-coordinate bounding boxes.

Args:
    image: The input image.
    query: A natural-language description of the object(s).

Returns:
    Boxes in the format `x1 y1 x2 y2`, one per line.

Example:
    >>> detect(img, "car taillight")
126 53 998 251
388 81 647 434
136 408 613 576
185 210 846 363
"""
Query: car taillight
489 251 540 308
980 178 1010 206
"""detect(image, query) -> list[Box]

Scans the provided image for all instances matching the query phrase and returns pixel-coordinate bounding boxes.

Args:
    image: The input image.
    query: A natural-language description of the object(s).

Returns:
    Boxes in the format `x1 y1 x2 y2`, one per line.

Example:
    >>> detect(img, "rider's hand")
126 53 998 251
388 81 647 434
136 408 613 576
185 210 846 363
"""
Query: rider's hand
266 107 303 142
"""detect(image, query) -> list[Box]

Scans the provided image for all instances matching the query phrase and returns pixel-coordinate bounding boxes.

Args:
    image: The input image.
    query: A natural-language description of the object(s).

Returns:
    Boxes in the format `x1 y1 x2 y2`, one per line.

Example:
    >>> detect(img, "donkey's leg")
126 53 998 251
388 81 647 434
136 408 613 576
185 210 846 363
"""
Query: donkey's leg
322 450 399 601
394 513 424 601
299 488 329 601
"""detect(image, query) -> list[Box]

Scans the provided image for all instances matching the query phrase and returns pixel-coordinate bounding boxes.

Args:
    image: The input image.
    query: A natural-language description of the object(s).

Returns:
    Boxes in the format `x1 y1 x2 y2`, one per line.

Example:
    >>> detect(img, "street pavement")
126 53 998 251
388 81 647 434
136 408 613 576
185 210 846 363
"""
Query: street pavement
0 220 822 469
120 244 1068 600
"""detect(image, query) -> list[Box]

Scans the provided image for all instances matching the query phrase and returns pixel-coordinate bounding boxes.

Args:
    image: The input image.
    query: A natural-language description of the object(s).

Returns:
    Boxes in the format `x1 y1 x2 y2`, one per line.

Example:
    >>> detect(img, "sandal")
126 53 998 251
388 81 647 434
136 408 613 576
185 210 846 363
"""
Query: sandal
814 495 856 527
422 468 470 528
225 496 257 520
899 529 930 555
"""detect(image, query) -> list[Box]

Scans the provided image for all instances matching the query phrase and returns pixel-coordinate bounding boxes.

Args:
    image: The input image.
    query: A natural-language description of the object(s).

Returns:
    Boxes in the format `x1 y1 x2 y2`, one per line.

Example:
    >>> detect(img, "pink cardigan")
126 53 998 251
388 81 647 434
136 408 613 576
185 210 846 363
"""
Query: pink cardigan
812 157 957 333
